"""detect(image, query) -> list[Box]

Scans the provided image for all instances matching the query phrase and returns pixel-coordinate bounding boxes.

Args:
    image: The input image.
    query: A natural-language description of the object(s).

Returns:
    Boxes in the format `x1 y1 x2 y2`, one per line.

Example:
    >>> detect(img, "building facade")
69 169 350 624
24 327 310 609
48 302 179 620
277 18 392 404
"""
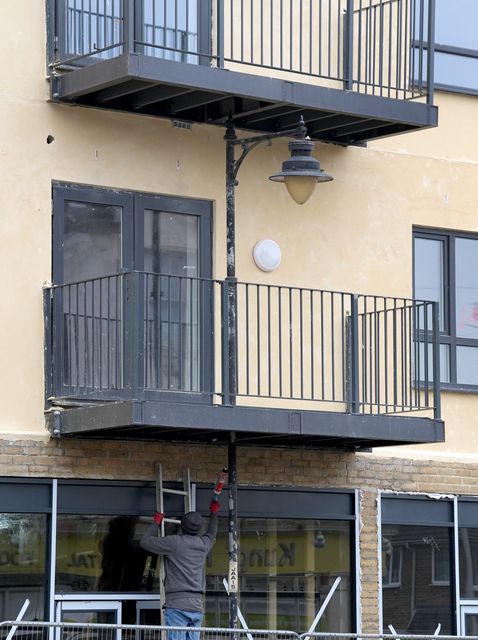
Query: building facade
1 0 478 634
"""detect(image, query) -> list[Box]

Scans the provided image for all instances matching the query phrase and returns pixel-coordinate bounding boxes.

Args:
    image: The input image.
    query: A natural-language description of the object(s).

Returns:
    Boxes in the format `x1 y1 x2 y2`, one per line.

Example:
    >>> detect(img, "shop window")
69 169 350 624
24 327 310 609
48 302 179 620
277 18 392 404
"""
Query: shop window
413 228 478 389
0 513 48 621
205 517 353 632
55 514 164 594
381 524 453 633
459 527 478 597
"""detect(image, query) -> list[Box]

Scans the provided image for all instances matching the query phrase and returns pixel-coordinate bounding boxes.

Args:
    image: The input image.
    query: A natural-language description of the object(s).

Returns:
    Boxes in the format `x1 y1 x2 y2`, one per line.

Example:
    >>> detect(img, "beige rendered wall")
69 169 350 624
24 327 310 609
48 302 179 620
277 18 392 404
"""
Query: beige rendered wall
1 3 478 459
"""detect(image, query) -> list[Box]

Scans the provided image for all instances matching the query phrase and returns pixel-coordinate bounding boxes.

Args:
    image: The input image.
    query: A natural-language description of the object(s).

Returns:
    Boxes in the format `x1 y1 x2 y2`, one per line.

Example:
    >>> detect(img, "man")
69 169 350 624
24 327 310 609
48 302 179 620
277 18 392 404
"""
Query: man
140 500 220 639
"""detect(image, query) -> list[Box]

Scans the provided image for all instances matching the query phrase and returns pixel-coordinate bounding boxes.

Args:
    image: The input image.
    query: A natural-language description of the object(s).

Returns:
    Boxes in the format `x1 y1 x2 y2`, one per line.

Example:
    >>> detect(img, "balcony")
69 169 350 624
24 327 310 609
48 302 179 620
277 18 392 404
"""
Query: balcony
44 272 444 448
47 0 437 144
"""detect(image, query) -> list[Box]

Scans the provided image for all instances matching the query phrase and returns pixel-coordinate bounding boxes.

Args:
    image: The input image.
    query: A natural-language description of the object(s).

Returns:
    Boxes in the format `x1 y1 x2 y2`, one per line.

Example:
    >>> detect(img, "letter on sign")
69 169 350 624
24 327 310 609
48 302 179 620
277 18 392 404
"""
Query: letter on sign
228 561 238 593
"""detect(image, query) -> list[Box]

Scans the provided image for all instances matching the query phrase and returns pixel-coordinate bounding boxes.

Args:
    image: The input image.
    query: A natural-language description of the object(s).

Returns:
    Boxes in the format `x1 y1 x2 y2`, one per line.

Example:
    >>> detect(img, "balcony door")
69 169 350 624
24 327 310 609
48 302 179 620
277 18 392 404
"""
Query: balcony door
52 183 212 400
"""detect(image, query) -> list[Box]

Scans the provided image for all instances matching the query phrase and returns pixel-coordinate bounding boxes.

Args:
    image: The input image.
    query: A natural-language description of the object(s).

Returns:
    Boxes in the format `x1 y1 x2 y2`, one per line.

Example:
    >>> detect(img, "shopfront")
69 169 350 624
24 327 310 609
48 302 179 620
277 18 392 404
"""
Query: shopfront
0 479 356 631
381 494 478 635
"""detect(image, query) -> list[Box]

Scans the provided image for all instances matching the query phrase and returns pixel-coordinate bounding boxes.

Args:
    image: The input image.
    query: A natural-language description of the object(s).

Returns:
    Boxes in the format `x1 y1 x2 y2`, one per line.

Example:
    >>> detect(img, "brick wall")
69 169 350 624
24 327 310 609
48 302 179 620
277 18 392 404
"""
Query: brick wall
1 437 478 631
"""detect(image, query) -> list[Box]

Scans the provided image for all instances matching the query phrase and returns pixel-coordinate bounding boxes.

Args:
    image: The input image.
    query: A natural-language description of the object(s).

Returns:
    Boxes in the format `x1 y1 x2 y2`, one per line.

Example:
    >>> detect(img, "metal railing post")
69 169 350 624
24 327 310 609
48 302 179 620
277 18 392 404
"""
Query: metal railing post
123 0 136 53
343 0 354 90
125 271 144 400
221 280 231 405
43 287 54 403
216 0 225 68
426 0 435 104
349 294 360 413
432 301 441 420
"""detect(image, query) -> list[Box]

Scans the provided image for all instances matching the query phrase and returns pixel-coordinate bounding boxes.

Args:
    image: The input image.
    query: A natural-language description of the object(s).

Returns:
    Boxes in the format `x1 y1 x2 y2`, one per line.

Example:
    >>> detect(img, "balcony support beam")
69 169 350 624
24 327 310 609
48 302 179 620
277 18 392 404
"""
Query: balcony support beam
53 53 438 144
46 400 445 448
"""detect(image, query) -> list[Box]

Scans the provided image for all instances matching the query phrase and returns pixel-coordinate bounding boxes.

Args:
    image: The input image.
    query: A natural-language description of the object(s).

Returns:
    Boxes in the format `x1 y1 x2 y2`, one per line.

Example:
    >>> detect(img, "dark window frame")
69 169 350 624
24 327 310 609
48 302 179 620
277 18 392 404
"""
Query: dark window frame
51 181 214 403
413 227 478 392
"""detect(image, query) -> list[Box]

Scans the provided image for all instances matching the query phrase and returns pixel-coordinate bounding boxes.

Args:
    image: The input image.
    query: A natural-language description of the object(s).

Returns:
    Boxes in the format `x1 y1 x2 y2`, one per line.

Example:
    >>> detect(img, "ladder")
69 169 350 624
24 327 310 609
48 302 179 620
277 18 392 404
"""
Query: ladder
155 464 192 623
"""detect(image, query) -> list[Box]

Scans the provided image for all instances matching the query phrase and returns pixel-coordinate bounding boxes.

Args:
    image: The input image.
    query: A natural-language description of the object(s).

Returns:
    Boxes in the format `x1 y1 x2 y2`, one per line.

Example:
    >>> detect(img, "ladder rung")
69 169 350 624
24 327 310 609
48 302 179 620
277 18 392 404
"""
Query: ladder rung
162 488 190 496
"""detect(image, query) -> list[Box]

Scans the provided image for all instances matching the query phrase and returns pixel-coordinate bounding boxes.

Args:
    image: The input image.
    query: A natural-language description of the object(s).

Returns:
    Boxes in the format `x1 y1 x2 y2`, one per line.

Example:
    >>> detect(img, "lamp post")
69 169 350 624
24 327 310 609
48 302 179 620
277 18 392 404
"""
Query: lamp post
224 117 332 629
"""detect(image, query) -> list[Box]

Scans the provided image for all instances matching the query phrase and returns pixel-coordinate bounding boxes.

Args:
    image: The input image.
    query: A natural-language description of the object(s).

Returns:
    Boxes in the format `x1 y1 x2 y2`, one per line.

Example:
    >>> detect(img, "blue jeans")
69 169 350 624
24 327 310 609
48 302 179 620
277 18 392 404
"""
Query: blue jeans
164 607 203 640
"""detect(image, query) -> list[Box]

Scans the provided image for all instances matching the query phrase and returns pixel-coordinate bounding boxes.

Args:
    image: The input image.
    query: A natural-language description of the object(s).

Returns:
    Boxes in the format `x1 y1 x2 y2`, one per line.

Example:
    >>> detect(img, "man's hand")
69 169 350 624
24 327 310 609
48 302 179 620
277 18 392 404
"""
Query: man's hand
153 512 165 524
209 500 220 513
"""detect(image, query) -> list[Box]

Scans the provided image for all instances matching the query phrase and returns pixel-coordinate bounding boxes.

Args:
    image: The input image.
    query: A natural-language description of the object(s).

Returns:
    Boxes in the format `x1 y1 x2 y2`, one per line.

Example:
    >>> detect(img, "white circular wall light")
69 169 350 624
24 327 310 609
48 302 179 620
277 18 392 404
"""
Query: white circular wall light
253 239 282 272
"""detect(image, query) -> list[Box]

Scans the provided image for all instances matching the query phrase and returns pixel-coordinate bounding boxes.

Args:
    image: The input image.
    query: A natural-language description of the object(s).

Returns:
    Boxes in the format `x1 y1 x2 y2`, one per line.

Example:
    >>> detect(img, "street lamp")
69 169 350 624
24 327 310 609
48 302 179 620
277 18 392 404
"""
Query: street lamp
269 134 333 204
224 116 332 629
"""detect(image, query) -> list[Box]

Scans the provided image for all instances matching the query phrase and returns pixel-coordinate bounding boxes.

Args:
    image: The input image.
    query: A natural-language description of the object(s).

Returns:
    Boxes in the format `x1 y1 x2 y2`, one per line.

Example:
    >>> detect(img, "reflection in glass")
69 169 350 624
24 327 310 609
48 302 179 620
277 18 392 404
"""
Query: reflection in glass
459 527 478 599
141 0 200 63
144 211 201 391
63 201 122 283
206 518 352 632
414 238 445 331
463 614 478 637
457 346 478 385
417 343 450 384
56 515 173 593
381 524 452 634
0 514 47 620
456 239 478 339
62 201 123 392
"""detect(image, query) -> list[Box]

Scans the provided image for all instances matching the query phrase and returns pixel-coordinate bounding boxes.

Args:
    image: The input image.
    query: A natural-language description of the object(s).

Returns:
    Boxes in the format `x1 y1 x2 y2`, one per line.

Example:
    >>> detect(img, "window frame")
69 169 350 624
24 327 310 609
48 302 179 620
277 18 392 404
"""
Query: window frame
413 227 478 391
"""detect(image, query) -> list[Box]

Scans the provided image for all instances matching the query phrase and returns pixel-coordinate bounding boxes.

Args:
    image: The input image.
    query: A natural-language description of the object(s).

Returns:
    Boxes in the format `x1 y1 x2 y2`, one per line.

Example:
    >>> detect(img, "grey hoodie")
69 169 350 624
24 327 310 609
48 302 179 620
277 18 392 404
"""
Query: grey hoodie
140 513 218 612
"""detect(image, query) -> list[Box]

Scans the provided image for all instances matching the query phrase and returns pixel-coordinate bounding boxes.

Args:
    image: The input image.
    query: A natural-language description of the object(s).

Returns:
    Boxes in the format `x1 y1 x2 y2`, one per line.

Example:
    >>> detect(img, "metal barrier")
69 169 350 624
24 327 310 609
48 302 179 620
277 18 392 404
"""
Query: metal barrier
49 0 435 102
0 622 301 640
44 271 441 418
0 623 474 640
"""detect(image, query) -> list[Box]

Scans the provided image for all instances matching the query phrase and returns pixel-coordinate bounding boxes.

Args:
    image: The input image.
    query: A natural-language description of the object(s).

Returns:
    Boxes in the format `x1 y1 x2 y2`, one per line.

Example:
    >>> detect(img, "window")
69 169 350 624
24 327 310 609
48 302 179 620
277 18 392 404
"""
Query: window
416 0 478 95
413 228 478 389
382 544 402 588
381 496 454 635
432 545 450 585
52 183 213 399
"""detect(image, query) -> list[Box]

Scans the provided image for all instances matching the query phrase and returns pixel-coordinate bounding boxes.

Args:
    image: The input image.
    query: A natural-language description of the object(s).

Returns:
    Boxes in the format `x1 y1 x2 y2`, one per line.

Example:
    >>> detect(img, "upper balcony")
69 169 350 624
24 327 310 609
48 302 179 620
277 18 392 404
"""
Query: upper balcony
44 272 443 448
47 0 438 144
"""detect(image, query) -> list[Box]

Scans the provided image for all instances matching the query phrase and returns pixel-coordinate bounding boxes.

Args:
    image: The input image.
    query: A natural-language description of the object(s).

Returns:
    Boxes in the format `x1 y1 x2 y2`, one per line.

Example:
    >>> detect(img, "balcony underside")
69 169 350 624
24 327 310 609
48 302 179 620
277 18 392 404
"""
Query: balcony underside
52 53 438 145
46 400 444 450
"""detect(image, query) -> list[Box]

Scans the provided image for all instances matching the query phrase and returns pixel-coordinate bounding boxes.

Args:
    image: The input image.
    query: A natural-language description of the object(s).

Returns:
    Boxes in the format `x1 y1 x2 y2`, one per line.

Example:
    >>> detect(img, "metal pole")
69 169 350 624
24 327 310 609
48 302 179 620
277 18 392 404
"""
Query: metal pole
228 432 238 628
344 0 354 90
224 119 238 405
432 301 441 420
426 0 435 105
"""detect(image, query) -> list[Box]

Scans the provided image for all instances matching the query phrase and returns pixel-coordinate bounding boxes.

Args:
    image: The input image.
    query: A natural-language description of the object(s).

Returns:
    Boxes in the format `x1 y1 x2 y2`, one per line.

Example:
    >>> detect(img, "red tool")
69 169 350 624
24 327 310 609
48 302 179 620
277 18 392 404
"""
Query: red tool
212 467 228 502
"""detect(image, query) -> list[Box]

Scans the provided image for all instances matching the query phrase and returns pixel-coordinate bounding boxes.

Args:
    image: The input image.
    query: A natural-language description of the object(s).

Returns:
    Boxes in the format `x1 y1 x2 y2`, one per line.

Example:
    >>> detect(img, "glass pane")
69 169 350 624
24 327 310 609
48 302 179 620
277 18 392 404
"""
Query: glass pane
61 610 117 624
459 527 478 599
464 614 478 636
66 0 123 60
457 346 478 385
206 518 352 632
141 0 199 63
435 0 478 49
143 211 201 391
56 515 177 593
417 343 450 384
414 238 445 331
144 210 198 276
64 201 122 283
0 514 47 620
456 238 478 339
381 524 453 634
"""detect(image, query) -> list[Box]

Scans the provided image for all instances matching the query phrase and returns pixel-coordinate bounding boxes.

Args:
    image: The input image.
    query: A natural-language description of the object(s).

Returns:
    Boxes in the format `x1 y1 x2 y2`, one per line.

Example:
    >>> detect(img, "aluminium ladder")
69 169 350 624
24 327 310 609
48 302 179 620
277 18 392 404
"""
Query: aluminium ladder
155 464 192 624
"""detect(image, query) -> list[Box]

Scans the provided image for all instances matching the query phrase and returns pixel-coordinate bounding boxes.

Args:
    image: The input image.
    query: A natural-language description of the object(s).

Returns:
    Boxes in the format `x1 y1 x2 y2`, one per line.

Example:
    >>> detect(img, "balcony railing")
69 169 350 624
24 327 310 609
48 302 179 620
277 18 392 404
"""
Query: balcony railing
50 0 435 102
44 272 441 419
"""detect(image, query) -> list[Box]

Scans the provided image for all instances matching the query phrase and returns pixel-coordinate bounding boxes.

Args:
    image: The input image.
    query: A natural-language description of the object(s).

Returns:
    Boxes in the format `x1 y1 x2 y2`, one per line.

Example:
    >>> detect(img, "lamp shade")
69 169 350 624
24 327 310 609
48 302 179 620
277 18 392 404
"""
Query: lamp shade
269 137 333 205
